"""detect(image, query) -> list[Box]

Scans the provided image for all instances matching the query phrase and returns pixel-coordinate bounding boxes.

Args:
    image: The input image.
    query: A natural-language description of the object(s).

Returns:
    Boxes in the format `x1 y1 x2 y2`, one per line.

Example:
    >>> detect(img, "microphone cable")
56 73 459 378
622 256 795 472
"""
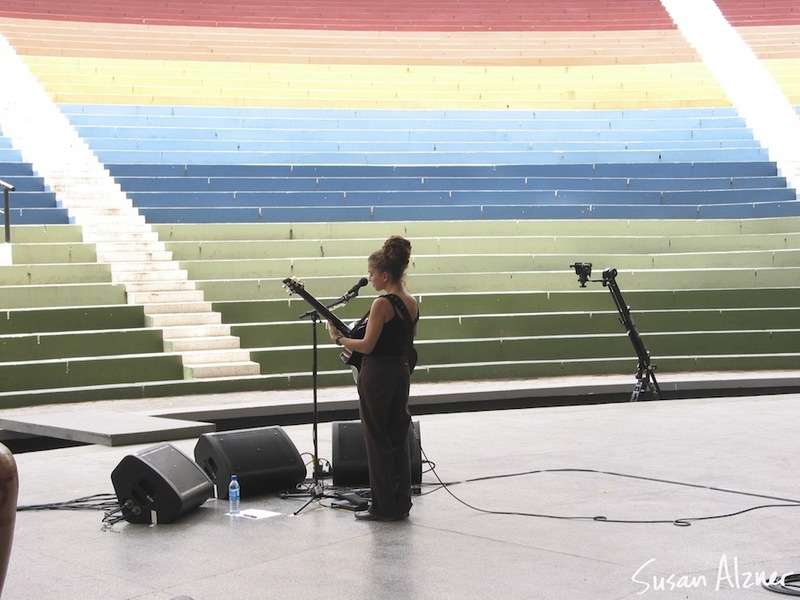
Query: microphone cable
17 493 119 513
17 493 129 531
416 444 800 527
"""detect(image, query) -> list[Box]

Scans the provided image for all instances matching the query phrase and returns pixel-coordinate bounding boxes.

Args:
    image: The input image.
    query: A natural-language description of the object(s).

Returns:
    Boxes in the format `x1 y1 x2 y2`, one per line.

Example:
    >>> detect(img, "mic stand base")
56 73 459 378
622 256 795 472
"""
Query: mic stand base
292 483 327 516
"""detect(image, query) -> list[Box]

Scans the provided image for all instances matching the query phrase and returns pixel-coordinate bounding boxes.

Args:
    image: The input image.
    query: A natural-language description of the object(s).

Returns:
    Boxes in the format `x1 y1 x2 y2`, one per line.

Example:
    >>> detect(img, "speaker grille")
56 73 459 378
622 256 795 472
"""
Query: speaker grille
194 426 306 499
332 420 421 487
110 443 212 524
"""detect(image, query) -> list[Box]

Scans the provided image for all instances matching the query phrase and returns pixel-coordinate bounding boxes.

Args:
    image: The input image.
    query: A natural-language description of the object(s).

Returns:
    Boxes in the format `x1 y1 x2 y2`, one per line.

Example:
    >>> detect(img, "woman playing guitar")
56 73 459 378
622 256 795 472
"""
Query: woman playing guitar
327 235 419 522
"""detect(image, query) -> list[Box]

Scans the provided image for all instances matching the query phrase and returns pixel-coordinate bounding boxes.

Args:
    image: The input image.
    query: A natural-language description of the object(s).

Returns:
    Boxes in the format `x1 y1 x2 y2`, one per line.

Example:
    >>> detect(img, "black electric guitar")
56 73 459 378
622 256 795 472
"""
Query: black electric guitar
282 277 367 372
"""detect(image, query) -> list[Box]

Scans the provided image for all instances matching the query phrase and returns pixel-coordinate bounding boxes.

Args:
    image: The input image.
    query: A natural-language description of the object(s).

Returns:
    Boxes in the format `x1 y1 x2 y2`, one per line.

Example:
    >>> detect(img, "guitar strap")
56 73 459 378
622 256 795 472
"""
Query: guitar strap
358 295 418 330
385 294 418 329
353 310 370 332
385 294 418 372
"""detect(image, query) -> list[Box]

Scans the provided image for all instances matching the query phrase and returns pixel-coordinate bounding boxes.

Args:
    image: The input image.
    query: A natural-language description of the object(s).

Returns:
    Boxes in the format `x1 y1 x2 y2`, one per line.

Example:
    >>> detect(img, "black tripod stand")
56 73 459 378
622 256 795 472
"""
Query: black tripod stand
291 311 328 516
570 263 663 402
281 276 368 514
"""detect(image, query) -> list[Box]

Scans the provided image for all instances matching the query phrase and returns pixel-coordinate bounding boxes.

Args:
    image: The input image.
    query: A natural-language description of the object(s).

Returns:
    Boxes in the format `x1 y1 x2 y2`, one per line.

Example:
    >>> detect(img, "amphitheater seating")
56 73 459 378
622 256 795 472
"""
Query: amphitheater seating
145 219 800 388
0 0 679 31
53 105 798 222
713 1 800 27
0 155 69 226
717 0 800 105
0 226 184 402
0 0 797 405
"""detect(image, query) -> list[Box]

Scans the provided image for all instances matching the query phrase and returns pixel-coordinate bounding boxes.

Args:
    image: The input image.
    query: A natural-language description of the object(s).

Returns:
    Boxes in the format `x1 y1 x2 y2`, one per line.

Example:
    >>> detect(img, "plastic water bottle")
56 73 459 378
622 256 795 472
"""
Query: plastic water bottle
228 474 240 515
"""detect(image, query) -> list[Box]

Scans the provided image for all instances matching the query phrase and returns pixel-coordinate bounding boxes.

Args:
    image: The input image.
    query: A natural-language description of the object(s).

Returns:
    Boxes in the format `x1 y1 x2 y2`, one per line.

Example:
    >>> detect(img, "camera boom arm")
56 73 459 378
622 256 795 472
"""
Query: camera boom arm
601 268 662 402
570 262 662 402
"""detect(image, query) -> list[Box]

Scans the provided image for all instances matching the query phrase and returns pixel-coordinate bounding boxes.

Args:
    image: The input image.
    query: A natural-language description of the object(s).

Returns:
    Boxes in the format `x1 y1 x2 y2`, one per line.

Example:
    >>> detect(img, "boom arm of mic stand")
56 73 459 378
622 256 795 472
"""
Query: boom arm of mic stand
299 291 360 320
601 270 662 402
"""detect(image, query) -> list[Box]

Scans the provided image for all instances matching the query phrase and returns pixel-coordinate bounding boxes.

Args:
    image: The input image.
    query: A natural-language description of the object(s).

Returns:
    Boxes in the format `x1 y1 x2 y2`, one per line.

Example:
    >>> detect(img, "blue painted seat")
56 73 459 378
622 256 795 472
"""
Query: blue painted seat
0 156 69 225
55 104 798 223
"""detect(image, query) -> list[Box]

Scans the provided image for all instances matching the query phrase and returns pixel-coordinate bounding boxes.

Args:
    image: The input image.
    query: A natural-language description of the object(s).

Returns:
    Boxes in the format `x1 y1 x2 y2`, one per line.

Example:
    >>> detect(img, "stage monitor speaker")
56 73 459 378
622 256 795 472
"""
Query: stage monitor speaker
193 426 306 499
110 443 212 524
331 420 421 488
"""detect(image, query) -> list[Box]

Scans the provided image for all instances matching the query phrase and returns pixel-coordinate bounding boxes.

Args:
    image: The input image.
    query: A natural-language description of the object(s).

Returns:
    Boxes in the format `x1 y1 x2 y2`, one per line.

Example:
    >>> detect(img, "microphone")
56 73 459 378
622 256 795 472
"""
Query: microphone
327 277 368 311
344 277 369 298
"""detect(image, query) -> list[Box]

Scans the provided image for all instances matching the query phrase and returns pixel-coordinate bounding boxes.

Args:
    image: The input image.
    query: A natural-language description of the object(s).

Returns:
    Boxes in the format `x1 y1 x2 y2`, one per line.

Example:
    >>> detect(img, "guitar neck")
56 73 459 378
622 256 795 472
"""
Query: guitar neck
287 281 352 335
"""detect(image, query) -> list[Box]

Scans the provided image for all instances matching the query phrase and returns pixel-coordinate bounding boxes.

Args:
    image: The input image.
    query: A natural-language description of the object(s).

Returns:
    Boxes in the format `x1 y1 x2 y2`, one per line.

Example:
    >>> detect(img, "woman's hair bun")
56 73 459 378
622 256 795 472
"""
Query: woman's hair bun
370 235 412 281
382 235 412 267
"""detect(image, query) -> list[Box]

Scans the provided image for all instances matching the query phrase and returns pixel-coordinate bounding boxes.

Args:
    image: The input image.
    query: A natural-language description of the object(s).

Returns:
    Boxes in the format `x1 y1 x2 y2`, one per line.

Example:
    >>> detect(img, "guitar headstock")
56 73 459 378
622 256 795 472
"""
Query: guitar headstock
282 277 305 296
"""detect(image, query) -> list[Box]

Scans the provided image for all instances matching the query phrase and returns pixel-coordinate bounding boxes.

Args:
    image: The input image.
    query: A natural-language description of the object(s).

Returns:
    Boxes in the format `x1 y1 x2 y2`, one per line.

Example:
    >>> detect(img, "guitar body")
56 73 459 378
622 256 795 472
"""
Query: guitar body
341 318 367 372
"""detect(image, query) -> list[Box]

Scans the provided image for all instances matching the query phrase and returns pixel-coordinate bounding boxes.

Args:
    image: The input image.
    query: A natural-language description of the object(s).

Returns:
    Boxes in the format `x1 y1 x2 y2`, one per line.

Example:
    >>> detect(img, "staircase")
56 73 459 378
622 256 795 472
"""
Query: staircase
0 34 260 380
661 0 800 192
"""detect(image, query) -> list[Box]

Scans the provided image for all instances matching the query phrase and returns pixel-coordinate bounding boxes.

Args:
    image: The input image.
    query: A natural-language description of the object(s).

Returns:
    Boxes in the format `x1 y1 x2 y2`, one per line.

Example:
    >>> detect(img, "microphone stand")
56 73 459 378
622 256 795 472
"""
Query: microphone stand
292 310 327 516
298 286 363 320
290 283 365 515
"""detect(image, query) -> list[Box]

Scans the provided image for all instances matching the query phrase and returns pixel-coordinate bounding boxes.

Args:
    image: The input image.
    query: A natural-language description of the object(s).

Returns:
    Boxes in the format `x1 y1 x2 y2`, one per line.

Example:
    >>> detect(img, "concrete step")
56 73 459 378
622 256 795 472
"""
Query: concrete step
48 169 115 180
165 336 242 353
127 290 206 304
56 194 131 206
95 240 167 253
145 312 222 327
65 203 140 213
67 205 141 216
84 230 160 244
184 361 262 380
124 280 196 293
176 348 251 365
141 301 214 315
68 212 146 225
97 251 174 262
57 183 124 194
108 260 180 272
160 323 232 339
47 167 103 177
50 177 123 188
112 269 188 283
82 221 152 231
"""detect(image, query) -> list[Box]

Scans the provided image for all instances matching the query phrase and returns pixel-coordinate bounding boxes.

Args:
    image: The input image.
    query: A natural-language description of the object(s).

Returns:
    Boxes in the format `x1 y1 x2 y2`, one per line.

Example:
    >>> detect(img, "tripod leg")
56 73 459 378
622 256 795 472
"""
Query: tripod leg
631 366 662 402
292 483 326 516
648 369 663 400
631 378 644 402
293 493 319 516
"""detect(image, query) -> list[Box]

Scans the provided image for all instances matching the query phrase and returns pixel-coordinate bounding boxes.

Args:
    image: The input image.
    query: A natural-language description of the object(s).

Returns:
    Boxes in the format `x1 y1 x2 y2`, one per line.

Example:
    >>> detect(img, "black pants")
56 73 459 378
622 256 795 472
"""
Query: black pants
357 354 412 518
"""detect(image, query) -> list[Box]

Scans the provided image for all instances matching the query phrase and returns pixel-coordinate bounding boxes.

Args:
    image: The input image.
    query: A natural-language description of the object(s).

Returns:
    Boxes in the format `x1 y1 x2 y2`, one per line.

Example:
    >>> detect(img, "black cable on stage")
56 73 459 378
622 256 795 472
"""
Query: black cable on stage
17 493 129 530
417 444 800 526
17 493 119 512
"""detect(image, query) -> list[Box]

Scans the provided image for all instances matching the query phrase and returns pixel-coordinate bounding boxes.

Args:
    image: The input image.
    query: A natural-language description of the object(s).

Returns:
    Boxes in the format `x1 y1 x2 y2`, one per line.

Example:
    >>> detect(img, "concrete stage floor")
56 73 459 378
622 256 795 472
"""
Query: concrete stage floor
3 377 800 599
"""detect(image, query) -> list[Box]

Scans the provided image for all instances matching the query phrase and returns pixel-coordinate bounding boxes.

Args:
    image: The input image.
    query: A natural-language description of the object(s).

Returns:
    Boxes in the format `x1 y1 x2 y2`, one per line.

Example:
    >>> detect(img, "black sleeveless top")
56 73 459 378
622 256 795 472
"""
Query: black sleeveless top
370 294 418 357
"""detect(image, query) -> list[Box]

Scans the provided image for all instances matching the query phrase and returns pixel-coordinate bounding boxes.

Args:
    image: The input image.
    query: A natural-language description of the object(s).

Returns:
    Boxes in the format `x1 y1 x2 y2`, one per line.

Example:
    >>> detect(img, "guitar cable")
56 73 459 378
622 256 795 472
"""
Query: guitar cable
416 442 800 526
